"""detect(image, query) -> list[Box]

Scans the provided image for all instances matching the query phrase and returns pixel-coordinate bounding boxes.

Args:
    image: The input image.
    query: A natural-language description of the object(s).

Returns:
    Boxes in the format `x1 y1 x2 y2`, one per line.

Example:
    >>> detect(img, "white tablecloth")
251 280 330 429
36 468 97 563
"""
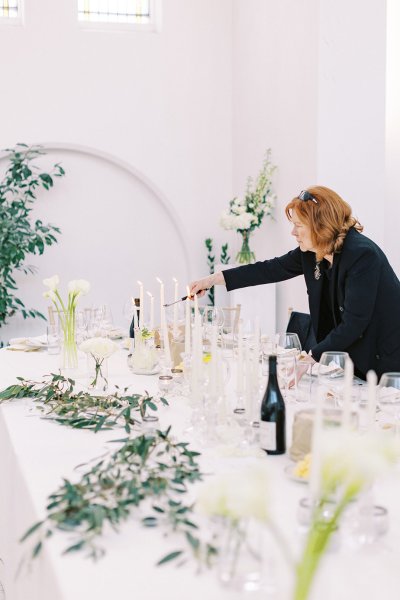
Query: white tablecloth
0 349 399 600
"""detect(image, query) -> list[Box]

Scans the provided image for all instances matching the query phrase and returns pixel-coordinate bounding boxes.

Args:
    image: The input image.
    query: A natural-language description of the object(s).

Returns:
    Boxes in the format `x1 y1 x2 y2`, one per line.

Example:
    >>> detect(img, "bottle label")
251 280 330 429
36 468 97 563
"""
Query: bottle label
259 421 277 452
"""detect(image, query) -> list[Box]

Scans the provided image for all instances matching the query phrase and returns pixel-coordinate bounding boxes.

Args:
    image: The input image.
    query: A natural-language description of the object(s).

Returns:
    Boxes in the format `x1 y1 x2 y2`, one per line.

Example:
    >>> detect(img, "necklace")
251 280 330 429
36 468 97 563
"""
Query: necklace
314 261 321 280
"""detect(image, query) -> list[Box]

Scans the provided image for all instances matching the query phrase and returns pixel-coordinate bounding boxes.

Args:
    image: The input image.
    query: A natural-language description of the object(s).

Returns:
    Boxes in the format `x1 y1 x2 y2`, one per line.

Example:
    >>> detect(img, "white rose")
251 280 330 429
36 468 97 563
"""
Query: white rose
68 279 90 295
220 211 235 230
196 467 269 523
237 213 253 229
80 337 118 359
43 275 60 291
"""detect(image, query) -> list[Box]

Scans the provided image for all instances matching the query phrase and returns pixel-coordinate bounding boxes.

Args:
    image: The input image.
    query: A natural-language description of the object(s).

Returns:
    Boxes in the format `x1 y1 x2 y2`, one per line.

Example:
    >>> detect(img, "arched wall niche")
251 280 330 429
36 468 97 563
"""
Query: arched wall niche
0 142 191 341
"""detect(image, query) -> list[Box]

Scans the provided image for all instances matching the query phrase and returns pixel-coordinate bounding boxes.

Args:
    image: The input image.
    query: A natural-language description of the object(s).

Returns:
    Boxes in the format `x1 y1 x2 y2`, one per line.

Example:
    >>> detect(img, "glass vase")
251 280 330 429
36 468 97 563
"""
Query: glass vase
87 355 109 394
59 309 78 371
236 230 255 264
128 329 160 375
217 518 264 592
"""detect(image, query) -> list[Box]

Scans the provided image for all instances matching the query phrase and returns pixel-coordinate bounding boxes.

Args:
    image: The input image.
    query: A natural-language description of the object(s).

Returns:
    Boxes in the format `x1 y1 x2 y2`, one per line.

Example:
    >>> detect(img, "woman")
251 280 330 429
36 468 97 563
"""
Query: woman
190 186 400 379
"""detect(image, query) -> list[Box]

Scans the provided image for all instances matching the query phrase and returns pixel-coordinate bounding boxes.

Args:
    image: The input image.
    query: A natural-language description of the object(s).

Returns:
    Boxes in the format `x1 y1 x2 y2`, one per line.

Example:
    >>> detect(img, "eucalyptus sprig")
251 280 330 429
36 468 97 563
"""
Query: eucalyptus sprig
21 427 217 566
0 373 168 433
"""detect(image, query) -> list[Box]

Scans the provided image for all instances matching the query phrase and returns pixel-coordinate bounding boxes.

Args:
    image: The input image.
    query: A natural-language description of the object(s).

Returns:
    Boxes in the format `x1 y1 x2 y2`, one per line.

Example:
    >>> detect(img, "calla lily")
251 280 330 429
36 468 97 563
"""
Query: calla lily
43 275 60 291
68 279 90 295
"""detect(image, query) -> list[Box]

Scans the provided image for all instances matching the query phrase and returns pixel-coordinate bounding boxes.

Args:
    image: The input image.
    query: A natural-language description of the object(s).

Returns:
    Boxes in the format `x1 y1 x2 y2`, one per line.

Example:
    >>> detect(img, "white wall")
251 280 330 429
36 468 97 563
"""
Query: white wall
0 0 233 341
232 0 319 332
317 0 387 248
386 0 400 275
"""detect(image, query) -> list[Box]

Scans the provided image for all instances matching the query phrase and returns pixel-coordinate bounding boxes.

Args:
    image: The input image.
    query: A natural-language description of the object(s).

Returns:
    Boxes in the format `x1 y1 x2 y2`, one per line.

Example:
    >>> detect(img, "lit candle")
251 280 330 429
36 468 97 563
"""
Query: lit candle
156 277 164 329
342 357 353 430
185 285 191 355
162 305 171 364
137 280 144 329
309 386 324 500
146 291 154 331
236 320 244 394
366 370 377 431
172 277 179 338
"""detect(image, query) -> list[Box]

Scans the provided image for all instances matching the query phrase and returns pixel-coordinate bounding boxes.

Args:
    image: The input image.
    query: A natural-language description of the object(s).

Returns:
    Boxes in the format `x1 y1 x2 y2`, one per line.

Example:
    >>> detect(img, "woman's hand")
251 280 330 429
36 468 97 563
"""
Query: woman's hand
189 272 225 298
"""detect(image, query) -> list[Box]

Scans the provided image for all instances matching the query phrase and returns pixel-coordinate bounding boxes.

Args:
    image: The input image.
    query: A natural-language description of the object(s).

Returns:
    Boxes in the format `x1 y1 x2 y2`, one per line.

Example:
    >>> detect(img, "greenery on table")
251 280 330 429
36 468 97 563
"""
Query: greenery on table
0 143 65 329
0 373 168 433
21 427 217 565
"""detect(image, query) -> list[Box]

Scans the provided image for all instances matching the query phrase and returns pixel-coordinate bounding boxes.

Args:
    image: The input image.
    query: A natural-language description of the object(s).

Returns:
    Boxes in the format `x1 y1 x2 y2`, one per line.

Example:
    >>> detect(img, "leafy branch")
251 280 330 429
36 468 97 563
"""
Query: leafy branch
20 427 218 566
0 143 65 327
0 373 168 433
205 238 215 306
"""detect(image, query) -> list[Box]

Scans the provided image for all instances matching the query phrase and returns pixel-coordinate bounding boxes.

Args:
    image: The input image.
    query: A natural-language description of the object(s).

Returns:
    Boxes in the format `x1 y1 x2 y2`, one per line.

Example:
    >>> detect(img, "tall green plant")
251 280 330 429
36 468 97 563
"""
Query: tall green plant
0 143 65 327
204 239 230 306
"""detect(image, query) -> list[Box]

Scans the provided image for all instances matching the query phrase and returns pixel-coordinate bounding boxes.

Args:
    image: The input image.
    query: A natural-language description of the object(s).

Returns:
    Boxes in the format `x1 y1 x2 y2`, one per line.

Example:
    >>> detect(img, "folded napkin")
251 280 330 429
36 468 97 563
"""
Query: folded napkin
7 335 48 352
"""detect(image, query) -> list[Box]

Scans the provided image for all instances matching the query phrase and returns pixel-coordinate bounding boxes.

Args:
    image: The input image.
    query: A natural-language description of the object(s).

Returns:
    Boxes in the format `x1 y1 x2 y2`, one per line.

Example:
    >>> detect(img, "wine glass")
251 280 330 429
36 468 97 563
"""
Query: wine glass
276 332 302 355
318 351 349 408
378 372 400 435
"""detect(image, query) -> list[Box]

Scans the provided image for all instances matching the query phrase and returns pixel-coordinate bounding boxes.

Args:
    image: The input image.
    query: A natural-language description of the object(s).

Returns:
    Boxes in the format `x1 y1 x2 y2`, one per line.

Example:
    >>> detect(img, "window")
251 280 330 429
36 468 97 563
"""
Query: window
78 0 152 25
0 0 19 18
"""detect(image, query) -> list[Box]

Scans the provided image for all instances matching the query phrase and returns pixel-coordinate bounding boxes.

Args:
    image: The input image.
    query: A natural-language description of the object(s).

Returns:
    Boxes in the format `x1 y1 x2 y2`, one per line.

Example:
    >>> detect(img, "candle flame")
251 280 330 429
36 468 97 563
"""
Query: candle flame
186 285 190 296
137 280 143 286
156 277 163 284
172 277 178 283
146 291 153 298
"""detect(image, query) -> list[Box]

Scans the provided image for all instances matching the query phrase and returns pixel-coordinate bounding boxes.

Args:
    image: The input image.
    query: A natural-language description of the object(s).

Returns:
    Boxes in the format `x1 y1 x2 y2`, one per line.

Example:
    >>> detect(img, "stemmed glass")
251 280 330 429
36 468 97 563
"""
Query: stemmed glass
276 332 302 354
378 372 400 436
318 351 349 408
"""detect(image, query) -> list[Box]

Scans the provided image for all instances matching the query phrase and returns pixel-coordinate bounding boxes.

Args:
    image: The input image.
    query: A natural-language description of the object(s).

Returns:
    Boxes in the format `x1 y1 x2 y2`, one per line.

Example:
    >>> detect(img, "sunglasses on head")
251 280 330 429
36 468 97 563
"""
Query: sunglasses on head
298 190 318 204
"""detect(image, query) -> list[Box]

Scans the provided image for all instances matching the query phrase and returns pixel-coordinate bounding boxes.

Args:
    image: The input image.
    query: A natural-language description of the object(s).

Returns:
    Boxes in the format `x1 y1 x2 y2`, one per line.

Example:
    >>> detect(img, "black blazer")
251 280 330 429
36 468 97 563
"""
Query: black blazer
223 228 400 378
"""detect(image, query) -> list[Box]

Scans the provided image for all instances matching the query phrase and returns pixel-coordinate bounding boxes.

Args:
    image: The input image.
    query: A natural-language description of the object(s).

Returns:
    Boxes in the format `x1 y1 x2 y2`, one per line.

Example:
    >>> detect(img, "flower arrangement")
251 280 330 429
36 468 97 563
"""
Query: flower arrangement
43 275 90 369
294 430 400 600
220 149 276 264
80 337 118 392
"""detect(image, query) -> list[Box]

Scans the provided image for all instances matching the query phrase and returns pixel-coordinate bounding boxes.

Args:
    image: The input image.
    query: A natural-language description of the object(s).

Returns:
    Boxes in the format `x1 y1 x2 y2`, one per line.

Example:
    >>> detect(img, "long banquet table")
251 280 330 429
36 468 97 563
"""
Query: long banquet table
0 347 400 600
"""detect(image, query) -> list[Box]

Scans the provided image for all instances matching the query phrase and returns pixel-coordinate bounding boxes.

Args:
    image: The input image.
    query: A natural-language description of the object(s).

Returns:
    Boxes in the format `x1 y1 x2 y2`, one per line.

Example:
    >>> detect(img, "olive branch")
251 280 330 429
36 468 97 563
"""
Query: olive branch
20 428 218 566
0 373 168 433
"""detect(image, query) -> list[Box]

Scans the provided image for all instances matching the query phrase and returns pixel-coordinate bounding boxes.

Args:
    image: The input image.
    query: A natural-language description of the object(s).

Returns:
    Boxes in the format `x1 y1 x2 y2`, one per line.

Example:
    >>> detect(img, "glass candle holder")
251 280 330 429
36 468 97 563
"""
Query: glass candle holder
158 375 174 393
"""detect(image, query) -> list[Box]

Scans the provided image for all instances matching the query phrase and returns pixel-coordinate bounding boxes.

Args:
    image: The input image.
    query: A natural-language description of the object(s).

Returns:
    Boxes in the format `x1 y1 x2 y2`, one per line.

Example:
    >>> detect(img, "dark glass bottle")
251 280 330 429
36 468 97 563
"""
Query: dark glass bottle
129 298 140 338
260 355 286 455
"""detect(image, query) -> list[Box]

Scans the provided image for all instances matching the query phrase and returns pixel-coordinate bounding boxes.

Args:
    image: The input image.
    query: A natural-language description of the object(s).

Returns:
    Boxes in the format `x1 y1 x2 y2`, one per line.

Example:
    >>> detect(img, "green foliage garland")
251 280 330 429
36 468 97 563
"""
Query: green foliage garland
0 373 168 433
20 427 217 565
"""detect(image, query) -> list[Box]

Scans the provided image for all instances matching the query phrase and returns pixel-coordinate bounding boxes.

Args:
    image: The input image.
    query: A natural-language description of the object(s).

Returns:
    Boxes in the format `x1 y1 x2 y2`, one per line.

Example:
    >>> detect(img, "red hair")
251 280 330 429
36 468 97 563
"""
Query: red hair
285 186 363 261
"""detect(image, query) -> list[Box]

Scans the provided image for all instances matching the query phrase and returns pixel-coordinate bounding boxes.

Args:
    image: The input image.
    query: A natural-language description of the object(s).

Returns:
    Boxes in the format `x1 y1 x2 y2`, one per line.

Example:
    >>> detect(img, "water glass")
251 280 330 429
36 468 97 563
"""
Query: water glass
47 322 61 355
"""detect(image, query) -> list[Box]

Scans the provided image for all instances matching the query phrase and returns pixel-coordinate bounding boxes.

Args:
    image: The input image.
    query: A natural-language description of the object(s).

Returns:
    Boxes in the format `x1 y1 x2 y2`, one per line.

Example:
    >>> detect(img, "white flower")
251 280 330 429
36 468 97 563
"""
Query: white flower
43 275 60 291
196 467 269 523
220 211 236 230
80 337 118 360
43 290 57 302
68 279 90 296
320 430 400 496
